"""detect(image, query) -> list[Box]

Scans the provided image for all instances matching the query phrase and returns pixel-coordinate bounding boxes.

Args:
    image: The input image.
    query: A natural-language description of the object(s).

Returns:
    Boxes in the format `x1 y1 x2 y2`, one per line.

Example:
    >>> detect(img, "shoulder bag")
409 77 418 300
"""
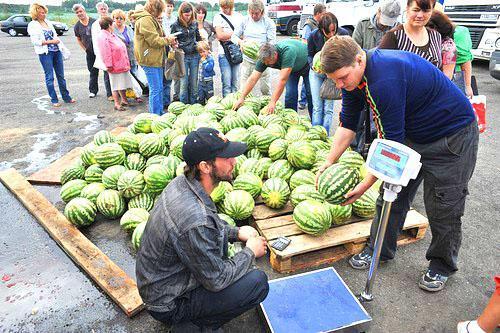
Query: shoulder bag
219 14 243 65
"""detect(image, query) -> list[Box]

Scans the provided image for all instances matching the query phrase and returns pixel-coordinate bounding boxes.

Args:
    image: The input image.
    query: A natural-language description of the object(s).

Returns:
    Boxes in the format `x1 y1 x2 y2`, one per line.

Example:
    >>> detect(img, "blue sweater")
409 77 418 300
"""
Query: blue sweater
200 55 215 79
340 49 475 144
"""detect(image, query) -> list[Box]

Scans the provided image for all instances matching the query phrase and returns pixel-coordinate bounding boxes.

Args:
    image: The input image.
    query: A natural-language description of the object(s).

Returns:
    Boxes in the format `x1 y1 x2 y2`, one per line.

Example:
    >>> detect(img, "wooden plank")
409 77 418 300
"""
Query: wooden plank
252 201 294 220
27 127 128 185
0 169 144 317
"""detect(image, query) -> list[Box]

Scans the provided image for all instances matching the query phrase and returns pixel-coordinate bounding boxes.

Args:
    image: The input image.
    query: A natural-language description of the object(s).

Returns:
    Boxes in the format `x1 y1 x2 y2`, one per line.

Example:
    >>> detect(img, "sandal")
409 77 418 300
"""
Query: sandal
52 103 61 107
114 105 126 111
65 99 76 104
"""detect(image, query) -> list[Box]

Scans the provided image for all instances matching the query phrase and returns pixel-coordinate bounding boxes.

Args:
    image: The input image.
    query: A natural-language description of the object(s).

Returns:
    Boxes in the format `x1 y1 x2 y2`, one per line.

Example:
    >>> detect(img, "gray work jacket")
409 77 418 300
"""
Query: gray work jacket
353 14 396 50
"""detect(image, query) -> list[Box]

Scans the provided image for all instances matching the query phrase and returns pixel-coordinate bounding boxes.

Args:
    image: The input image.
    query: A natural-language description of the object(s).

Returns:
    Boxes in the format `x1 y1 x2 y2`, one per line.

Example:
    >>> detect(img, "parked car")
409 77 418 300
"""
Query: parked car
490 50 500 80
0 14 68 37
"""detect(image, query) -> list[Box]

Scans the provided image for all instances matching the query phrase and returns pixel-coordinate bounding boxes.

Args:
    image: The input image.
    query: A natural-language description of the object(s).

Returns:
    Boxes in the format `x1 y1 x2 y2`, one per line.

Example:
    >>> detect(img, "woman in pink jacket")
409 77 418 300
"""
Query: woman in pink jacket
96 16 132 111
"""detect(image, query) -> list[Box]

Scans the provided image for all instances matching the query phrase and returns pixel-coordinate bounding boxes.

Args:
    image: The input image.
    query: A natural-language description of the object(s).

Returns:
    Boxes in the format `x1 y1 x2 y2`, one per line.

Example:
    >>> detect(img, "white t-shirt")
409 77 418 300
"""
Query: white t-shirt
213 11 243 55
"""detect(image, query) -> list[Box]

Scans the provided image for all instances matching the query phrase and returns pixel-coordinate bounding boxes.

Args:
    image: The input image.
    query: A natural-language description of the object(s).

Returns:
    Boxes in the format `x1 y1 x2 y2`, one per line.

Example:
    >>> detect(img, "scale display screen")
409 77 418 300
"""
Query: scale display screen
368 142 409 181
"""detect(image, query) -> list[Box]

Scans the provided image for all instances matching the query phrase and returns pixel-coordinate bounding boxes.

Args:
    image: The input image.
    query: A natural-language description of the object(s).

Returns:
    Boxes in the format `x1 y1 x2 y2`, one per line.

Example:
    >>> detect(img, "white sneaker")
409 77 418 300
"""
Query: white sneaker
89 93 96 98
457 321 486 333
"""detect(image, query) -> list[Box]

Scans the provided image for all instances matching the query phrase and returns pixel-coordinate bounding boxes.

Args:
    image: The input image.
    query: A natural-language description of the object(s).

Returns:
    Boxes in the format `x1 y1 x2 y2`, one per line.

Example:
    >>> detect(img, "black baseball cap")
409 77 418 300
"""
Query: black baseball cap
182 127 248 166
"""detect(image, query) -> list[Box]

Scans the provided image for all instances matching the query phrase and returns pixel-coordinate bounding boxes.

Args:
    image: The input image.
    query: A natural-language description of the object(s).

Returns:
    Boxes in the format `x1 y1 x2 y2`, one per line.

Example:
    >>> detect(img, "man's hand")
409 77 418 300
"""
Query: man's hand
233 97 245 111
266 101 276 114
238 225 259 242
246 236 267 258
165 35 177 44
315 161 333 189
465 85 473 99
341 182 369 205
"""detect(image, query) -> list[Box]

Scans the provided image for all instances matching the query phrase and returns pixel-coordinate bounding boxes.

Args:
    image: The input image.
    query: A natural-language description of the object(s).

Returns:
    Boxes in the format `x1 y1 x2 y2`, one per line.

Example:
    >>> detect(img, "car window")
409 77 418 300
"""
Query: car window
13 16 27 24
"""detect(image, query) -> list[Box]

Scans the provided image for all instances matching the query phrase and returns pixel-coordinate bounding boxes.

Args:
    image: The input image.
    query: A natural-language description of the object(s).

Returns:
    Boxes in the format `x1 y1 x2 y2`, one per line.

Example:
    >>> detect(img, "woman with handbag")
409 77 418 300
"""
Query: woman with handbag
171 3 203 105
27 3 75 107
308 13 349 134
213 0 243 97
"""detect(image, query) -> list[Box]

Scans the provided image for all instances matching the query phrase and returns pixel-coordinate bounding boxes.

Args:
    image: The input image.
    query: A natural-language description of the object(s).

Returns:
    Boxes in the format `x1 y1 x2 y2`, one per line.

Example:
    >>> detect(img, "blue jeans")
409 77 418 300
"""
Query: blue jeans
38 51 72 103
218 54 240 97
285 66 313 117
309 70 334 134
180 54 200 104
143 66 164 115
198 78 214 104
163 77 172 108
299 81 307 106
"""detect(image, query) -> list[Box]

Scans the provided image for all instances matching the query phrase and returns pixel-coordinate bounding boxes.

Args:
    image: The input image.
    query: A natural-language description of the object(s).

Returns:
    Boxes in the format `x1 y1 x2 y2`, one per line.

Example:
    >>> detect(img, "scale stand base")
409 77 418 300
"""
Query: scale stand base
358 292 374 303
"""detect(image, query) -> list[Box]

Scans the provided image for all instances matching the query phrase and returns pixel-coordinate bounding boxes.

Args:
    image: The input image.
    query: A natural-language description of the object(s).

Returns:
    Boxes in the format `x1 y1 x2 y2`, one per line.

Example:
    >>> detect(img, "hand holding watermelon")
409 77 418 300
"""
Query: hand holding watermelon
232 97 245 111
342 182 369 206
238 225 259 242
246 236 267 258
315 161 333 189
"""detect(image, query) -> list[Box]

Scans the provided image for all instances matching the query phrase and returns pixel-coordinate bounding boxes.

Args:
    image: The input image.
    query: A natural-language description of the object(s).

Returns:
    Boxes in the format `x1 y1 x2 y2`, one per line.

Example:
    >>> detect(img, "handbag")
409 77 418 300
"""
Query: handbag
165 48 185 80
319 78 342 100
218 14 243 65
59 41 71 61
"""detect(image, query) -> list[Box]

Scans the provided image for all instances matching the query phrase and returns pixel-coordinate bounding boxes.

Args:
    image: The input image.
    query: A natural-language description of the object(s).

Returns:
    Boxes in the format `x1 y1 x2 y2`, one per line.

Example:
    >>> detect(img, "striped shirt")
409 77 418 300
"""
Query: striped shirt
379 25 442 69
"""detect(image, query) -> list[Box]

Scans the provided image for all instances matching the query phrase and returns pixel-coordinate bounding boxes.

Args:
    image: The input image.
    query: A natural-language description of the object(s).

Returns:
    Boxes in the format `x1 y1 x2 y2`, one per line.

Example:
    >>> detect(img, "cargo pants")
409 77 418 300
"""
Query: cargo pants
367 121 479 276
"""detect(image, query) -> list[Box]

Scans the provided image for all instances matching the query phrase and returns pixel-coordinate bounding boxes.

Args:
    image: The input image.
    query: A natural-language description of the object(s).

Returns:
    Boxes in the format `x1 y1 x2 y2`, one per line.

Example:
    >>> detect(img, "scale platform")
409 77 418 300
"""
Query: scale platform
260 267 372 333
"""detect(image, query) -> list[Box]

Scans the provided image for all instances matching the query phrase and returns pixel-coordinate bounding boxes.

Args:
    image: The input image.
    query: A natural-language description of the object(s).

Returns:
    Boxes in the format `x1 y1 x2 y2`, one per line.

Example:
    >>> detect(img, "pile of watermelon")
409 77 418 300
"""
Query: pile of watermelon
59 92 379 251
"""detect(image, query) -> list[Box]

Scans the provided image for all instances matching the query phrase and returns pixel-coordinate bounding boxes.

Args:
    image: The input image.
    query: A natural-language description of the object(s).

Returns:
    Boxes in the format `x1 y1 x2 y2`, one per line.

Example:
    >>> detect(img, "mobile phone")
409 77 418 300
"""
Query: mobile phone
271 237 291 251
171 31 182 37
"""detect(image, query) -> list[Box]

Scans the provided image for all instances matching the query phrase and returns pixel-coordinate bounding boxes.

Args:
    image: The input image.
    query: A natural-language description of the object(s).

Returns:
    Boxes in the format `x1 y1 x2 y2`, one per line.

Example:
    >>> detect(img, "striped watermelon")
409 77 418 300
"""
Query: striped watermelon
233 173 262 198
151 117 173 134
158 128 172 147
326 203 353 226
174 116 196 135
169 134 187 160
352 188 378 218
161 155 182 177
286 141 316 169
96 189 126 219
247 125 264 138
241 40 259 60
255 157 273 179
80 182 106 204
168 101 187 115
81 144 97 167
237 106 260 128
102 165 127 190
139 133 165 158
289 169 316 190
260 114 282 128
133 113 157 133
146 155 168 168
143 164 174 193
308 125 328 141
222 190 255 220
60 164 85 185
196 112 218 124
280 111 300 129
166 128 183 146
261 178 290 209
64 197 97 227
221 93 238 110
218 213 235 226
290 184 325 207
318 164 360 205
267 159 294 182
266 123 287 139
205 102 227 120
160 112 177 125
115 131 139 154
207 95 222 104
255 129 277 153
293 199 332 235
268 139 288 161
94 143 126 168
211 181 233 204
220 112 245 133
239 158 259 176
226 127 252 148
117 170 145 198
93 130 115 146
125 153 147 172
184 103 205 117
246 148 262 160
338 151 365 170
232 155 248 178
127 124 137 134
84 164 104 183
120 208 150 232
60 179 88 203
242 97 262 115
128 193 155 211
285 126 307 142
310 140 331 151
131 221 147 250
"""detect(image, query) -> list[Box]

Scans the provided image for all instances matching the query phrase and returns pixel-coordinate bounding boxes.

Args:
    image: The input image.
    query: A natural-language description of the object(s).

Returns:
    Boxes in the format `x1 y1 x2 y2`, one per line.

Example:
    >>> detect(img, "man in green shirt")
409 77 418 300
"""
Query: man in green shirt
234 39 312 114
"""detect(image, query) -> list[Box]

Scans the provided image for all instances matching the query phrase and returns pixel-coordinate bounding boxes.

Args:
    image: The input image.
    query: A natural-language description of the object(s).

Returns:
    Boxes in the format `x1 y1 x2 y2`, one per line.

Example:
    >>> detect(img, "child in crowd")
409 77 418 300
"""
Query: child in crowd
196 41 215 105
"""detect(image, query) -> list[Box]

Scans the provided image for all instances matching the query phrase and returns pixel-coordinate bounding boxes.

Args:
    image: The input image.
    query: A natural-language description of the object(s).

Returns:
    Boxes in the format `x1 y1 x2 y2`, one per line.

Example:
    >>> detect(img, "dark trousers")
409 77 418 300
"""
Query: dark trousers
367 121 479 276
103 70 112 97
285 66 313 118
86 51 99 95
198 78 214 105
149 269 269 329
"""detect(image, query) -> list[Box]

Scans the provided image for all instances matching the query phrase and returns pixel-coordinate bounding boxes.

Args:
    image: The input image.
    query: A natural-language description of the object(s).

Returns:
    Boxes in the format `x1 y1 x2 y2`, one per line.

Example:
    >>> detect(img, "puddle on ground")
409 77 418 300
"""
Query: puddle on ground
31 95 65 115
72 112 100 134
0 133 61 173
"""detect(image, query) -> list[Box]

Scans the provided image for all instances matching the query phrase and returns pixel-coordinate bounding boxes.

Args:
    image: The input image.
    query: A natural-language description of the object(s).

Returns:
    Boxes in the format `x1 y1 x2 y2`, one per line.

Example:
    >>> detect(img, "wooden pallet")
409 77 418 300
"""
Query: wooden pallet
27 127 128 185
252 203 428 273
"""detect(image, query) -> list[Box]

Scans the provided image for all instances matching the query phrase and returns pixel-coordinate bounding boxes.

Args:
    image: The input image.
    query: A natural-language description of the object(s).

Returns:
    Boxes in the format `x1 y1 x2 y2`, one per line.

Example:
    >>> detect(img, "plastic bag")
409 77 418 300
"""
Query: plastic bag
470 95 486 133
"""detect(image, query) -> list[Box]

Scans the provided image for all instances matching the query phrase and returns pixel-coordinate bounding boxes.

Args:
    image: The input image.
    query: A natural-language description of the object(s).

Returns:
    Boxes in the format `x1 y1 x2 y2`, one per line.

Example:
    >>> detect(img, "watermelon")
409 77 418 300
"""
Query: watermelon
338 150 365 170
255 157 272 179
128 193 155 211
160 112 177 126
281 111 301 129
326 203 353 226
310 140 331 152
115 131 139 154
266 123 287 139
94 143 126 168
352 188 378 218
246 148 262 159
308 125 328 141
293 199 332 235
84 164 104 183
96 189 126 219
247 125 264 138
220 112 245 133
318 164 360 205
205 102 227 120
233 173 262 198
267 159 294 182
290 184 325 207
218 213 235 226
60 179 88 203
222 190 255 220
93 130 115 146
312 51 324 74
211 181 233 204
125 153 147 172
226 127 253 148
236 106 260 128
168 101 187 115
184 103 204 117
260 114 282 128
161 155 182 177
80 182 106 204
285 126 307 142
242 96 262 114
120 208 150 232
268 139 288 161
242 40 259 60
60 164 85 185
261 178 290 209
232 155 247 178
286 141 316 169
102 165 127 190
64 197 97 227
146 155 168 167
221 93 238 110
127 124 137 134
143 164 174 193
174 116 196 135
289 169 316 190
117 170 145 199
151 117 173 134
80 144 97 166
139 133 165 158
239 158 259 176
207 95 222 104
131 221 147 250
169 134 187 160
133 113 157 133
255 129 277 153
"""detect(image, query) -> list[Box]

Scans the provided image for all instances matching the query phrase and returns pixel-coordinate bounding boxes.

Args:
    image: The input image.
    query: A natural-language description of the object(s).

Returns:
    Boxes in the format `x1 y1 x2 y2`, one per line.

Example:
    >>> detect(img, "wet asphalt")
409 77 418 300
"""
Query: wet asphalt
0 32 499 333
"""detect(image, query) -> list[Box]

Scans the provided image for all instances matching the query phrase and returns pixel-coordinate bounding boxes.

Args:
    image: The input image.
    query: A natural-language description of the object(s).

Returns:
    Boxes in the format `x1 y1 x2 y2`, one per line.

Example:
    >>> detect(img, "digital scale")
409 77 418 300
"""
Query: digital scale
260 139 422 332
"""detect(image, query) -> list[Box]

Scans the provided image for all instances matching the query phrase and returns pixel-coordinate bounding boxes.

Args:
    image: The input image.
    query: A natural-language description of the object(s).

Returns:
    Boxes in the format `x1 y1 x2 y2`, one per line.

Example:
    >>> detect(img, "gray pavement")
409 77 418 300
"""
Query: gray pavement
0 32 499 333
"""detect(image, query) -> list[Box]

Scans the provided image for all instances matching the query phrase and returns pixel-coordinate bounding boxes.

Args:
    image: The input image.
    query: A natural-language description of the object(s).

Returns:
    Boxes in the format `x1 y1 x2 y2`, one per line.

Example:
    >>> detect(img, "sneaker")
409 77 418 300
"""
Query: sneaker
298 103 306 110
457 320 486 333
89 93 96 98
349 248 376 270
418 269 448 292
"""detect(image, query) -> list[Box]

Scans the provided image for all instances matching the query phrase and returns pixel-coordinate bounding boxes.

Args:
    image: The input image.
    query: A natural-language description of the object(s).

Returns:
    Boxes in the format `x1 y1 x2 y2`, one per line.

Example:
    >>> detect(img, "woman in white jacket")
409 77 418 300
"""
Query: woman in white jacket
27 3 75 107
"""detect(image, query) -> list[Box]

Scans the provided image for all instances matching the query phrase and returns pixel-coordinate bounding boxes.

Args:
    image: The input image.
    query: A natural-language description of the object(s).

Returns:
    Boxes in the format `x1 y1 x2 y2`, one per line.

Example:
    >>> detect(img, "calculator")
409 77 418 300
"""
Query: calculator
271 237 291 251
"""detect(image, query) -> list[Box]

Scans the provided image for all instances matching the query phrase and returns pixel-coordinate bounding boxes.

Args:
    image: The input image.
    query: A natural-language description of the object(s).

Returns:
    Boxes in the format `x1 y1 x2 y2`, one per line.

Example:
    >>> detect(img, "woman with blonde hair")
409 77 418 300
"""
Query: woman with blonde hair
27 2 75 107
170 2 203 104
132 0 176 115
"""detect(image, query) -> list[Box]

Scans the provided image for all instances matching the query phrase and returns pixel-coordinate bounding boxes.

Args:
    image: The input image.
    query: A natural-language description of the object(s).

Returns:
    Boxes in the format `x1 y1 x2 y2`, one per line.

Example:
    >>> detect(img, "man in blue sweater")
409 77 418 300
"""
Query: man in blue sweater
317 36 479 292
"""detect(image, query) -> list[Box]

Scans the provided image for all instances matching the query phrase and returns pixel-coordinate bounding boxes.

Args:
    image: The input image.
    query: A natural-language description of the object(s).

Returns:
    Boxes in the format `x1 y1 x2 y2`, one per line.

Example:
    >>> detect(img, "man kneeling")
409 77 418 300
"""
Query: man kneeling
136 127 269 332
